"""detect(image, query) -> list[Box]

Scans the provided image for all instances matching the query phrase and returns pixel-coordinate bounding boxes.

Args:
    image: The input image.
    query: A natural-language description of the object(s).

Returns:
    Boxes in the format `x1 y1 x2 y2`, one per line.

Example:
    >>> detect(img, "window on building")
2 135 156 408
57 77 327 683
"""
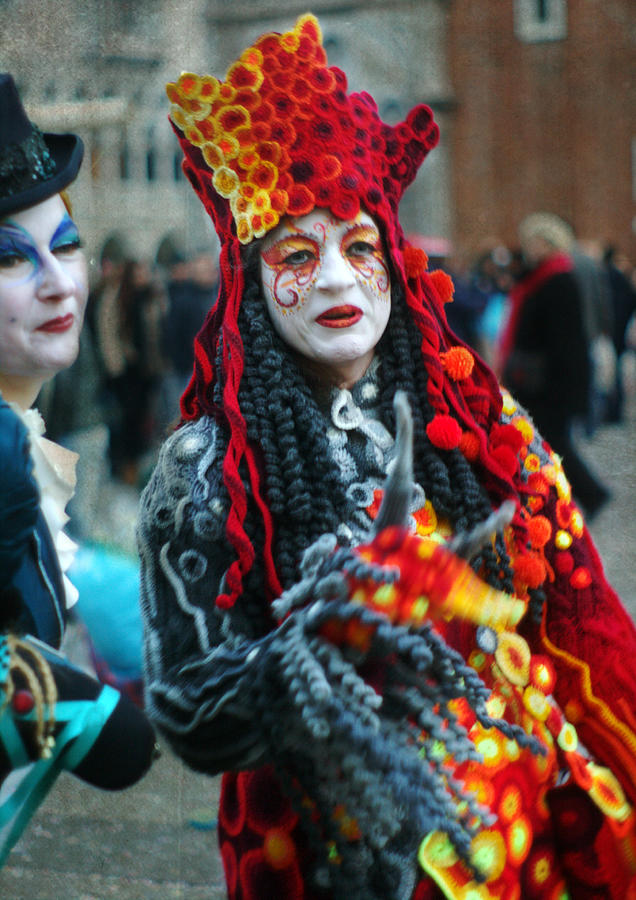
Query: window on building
514 0 567 42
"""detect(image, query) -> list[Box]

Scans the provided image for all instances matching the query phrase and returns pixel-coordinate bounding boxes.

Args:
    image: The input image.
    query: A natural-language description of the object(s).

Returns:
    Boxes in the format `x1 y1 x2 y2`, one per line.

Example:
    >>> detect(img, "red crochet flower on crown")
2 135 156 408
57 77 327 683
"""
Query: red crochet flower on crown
167 13 439 244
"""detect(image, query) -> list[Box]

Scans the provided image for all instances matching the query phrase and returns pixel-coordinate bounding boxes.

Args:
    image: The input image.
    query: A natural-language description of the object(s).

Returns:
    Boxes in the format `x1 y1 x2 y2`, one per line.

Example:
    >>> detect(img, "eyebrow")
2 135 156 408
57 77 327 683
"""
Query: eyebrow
0 221 29 239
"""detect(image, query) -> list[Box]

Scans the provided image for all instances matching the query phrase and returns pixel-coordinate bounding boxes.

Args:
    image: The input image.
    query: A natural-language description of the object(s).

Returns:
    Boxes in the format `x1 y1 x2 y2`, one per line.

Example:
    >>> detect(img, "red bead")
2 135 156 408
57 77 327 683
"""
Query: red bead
12 689 35 714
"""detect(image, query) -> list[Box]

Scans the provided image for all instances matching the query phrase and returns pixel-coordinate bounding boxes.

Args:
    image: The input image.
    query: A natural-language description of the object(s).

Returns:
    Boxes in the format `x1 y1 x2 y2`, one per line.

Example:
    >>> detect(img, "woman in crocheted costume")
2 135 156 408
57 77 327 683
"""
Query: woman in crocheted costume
138 15 636 900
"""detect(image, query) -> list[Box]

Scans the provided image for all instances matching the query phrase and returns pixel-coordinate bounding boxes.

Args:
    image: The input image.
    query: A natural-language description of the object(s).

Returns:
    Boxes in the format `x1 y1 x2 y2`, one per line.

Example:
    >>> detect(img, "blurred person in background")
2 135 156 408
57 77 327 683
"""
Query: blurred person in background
87 233 129 478
499 212 610 518
603 245 636 424
471 244 514 366
159 240 218 427
94 256 166 485
571 238 615 434
408 234 489 353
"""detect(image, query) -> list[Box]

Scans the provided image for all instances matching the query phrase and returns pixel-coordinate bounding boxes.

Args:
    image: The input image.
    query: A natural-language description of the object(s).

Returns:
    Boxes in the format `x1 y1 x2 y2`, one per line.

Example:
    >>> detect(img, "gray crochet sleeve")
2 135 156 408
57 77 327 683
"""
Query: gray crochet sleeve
137 416 276 772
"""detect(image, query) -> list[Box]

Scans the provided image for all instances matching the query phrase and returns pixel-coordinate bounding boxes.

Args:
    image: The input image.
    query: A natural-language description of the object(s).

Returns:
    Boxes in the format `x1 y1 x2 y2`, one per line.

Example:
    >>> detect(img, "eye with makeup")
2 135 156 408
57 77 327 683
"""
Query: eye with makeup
342 226 383 259
262 237 318 270
51 220 82 258
0 236 36 275
51 236 82 258
284 248 316 266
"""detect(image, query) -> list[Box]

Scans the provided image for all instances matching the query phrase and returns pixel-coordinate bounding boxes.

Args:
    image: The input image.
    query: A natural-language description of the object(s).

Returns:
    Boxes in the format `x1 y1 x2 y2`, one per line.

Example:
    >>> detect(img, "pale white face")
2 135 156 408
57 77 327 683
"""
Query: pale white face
0 194 88 400
260 208 391 387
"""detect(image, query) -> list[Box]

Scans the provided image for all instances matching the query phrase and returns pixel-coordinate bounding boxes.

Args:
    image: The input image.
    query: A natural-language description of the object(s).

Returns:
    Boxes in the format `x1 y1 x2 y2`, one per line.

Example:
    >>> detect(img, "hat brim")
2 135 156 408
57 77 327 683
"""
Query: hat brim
0 131 84 219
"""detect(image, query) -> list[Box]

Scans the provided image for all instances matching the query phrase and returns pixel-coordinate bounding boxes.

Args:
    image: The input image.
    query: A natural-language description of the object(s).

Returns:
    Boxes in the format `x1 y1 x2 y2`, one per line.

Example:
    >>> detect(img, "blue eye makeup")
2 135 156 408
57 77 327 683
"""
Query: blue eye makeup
0 213 81 281
50 214 81 253
0 229 39 274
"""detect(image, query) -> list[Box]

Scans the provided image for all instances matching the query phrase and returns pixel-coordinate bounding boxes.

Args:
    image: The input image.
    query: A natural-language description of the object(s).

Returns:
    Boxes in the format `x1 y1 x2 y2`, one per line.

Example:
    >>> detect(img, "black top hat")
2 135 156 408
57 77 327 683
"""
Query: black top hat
0 73 84 218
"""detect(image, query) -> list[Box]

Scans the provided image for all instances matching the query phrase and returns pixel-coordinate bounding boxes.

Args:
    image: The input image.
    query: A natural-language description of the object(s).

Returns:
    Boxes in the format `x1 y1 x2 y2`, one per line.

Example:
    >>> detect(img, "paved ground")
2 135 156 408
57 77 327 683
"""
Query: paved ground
1 386 635 900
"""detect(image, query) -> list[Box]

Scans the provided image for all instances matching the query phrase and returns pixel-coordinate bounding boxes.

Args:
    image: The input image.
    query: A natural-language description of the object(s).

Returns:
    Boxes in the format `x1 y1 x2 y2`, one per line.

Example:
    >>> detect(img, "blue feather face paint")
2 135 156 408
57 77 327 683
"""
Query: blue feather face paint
0 213 81 286
0 194 88 397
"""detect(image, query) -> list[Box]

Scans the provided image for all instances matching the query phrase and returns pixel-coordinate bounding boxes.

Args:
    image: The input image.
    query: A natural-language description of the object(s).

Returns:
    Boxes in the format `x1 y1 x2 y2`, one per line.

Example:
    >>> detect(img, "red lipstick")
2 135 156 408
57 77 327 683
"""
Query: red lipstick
37 313 74 333
316 306 362 328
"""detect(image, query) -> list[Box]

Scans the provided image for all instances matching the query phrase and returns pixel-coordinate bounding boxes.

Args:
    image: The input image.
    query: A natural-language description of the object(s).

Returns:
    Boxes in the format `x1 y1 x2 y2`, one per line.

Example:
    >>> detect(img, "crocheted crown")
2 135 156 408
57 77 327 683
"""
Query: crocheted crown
167 13 439 249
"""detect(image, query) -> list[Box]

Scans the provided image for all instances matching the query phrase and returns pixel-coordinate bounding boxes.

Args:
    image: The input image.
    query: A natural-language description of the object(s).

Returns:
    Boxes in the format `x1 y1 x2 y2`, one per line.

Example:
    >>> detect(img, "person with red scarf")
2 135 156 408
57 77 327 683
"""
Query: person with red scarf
138 17 636 900
499 213 610 518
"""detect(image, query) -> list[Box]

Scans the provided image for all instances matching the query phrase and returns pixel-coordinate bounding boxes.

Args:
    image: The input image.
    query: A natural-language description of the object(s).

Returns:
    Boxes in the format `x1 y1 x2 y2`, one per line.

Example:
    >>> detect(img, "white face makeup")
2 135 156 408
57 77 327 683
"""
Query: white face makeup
0 194 88 397
260 208 391 386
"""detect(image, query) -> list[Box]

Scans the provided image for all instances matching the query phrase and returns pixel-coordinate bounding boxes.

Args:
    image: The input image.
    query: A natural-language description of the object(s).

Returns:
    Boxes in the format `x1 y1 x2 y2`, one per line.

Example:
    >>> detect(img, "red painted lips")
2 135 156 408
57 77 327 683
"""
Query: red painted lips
37 313 74 333
315 305 362 328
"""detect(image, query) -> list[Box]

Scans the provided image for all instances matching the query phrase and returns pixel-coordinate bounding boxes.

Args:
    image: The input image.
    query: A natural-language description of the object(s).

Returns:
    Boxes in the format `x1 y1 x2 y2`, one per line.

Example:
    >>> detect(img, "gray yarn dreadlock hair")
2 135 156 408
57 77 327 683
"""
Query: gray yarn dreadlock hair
230 393 542 899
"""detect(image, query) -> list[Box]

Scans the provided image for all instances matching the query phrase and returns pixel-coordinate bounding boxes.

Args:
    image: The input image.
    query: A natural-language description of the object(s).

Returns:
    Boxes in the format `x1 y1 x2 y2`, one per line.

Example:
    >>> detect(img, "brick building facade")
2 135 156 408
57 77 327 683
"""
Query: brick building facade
447 0 635 260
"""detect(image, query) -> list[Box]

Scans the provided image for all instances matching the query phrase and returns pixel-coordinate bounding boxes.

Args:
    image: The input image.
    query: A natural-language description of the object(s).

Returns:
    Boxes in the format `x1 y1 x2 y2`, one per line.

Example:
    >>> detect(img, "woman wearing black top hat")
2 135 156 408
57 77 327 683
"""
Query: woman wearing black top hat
0 73 156 866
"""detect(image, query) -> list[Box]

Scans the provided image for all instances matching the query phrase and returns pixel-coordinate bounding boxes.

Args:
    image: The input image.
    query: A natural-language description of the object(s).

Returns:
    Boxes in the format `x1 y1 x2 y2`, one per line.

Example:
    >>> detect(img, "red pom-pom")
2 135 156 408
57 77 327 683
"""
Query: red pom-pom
429 269 454 304
490 423 525 453
527 515 552 549
513 552 546 588
554 551 574 575
426 414 462 450
459 430 480 462
491 444 519 477
403 245 428 278
440 347 474 381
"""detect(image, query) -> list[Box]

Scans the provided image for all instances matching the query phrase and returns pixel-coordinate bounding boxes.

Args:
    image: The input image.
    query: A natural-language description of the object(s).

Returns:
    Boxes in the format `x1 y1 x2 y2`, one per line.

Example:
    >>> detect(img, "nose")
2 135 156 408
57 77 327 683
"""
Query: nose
37 252 75 301
315 245 356 293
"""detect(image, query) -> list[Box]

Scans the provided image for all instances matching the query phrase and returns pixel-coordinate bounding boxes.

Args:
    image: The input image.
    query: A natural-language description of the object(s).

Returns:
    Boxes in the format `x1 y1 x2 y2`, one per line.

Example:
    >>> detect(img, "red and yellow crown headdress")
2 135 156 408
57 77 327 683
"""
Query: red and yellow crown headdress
167 14 439 248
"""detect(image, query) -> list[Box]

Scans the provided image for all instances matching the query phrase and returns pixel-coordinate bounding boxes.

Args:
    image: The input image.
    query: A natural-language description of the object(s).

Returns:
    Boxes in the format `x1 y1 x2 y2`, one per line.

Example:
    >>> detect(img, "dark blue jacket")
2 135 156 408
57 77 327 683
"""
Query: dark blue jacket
0 398 66 646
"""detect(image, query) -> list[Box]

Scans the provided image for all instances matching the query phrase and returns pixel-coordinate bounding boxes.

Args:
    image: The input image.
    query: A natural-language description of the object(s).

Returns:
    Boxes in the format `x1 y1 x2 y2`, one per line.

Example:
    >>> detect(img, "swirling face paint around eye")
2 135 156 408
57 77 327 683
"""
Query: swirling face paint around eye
260 207 391 386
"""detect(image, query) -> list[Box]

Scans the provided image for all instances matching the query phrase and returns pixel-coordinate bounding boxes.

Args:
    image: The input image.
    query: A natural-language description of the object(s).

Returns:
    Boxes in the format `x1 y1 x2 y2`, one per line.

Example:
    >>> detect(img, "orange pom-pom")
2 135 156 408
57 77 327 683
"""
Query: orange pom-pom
527 472 549 497
459 430 480 462
513 553 546 589
403 245 428 278
426 414 462 450
570 567 592 590
527 515 552 549
440 346 474 381
429 269 455 304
